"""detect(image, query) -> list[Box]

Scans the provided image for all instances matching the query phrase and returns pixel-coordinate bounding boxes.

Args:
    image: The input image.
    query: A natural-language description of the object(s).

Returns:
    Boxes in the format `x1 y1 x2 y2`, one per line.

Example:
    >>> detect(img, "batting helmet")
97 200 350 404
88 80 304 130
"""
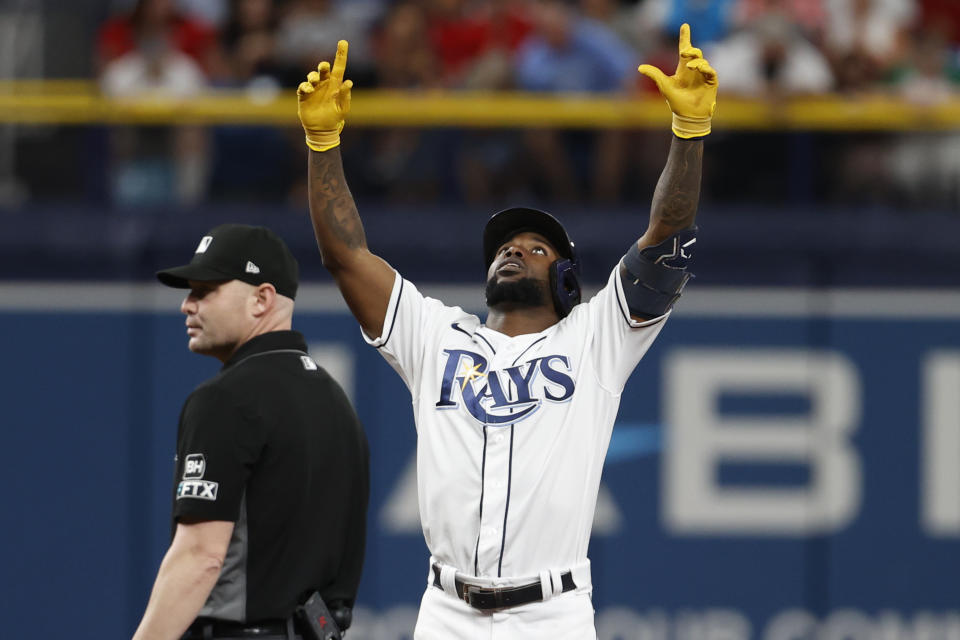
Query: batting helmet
482 207 582 318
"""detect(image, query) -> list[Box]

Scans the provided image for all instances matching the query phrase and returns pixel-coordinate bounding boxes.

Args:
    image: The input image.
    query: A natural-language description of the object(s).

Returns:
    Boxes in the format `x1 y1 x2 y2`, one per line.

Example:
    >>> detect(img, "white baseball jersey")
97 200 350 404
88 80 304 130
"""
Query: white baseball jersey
364 265 668 580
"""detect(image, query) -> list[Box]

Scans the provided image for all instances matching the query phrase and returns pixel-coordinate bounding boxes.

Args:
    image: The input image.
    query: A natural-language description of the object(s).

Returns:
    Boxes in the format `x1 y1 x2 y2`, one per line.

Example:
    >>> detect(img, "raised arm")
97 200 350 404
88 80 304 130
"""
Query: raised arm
637 23 716 248
640 137 703 246
620 24 717 321
298 40 395 338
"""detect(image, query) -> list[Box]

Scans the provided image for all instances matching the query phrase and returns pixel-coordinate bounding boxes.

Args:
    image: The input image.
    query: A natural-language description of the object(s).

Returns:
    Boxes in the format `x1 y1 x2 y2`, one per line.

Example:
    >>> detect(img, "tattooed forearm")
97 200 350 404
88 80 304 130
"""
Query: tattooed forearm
649 137 704 232
308 148 367 259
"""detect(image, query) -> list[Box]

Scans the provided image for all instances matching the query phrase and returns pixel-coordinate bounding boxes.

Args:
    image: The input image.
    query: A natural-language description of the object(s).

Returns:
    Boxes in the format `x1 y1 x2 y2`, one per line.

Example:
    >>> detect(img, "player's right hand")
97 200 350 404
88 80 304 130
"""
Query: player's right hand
297 39 353 152
638 24 718 139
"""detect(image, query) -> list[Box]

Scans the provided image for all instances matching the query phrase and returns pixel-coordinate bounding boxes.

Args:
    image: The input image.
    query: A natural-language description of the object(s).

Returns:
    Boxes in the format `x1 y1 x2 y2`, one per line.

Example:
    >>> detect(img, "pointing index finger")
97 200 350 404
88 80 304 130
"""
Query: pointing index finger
331 40 349 82
678 23 691 53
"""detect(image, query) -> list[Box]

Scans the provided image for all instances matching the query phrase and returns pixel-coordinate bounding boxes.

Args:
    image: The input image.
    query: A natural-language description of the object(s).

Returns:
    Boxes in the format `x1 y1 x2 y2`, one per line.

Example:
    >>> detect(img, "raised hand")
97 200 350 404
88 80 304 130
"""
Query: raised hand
297 40 353 152
638 24 718 139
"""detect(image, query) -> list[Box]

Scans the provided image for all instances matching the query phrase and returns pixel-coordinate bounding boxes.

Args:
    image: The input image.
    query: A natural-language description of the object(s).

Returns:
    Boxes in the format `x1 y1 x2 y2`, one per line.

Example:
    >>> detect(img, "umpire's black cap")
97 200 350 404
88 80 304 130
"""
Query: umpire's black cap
483 207 578 269
157 224 299 299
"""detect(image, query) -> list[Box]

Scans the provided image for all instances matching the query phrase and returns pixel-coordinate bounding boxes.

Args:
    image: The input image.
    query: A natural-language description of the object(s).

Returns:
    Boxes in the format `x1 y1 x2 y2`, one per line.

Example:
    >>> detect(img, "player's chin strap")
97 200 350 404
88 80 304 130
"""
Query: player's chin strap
620 226 697 318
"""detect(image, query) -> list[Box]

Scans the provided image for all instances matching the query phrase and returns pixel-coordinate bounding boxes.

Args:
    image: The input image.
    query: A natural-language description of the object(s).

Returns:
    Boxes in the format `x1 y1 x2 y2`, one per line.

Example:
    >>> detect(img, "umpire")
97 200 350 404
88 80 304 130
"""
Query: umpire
133 224 370 640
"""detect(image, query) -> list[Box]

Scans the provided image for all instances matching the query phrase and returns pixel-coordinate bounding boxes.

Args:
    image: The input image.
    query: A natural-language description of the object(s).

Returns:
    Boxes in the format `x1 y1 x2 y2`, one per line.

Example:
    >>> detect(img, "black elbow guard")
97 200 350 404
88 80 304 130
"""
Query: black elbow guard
620 227 697 318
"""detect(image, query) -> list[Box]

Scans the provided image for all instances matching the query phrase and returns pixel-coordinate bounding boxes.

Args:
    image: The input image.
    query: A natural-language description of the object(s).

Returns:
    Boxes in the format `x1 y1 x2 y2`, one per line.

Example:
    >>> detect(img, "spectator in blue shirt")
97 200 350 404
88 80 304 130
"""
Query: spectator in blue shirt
516 1 636 93
637 0 738 48
513 0 637 202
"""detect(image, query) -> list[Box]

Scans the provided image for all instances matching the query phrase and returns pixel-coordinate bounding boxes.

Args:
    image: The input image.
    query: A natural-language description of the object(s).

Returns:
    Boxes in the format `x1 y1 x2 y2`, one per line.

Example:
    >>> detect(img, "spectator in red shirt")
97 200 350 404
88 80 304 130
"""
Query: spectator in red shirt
96 0 213 206
96 0 216 73
426 0 534 89
919 0 960 44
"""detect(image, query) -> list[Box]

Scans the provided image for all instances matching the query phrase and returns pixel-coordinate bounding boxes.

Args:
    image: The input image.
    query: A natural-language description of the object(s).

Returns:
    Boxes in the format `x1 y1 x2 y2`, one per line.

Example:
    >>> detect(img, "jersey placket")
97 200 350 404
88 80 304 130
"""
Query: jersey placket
473 336 532 578
474 422 511 577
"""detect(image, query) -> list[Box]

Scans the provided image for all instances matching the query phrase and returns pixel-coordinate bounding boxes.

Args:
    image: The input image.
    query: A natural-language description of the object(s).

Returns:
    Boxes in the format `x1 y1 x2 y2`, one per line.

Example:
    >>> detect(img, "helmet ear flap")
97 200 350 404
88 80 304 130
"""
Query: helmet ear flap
549 258 582 318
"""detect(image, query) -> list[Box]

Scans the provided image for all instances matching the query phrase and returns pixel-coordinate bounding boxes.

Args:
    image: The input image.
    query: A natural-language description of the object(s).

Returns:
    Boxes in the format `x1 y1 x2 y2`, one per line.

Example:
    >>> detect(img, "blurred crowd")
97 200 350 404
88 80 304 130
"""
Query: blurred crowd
91 0 960 208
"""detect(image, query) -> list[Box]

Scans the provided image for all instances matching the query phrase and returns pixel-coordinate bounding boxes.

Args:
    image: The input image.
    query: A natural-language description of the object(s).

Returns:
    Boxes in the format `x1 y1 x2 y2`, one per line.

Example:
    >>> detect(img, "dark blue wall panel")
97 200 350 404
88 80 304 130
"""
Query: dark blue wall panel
1 298 958 639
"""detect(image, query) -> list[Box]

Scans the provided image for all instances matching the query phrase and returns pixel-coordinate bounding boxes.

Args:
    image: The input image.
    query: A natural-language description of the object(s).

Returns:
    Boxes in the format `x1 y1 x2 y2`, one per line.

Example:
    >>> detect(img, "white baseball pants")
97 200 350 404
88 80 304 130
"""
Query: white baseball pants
413 580 596 639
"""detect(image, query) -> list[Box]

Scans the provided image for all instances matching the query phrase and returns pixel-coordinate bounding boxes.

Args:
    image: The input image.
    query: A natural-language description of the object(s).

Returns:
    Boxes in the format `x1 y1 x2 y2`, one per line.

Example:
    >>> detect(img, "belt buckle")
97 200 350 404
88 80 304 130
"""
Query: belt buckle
461 583 478 606
462 583 504 610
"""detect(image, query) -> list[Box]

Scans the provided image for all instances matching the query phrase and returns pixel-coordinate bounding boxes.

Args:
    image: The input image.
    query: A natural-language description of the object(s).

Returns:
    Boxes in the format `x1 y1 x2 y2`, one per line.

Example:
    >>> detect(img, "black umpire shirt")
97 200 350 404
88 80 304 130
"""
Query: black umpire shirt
172 330 369 623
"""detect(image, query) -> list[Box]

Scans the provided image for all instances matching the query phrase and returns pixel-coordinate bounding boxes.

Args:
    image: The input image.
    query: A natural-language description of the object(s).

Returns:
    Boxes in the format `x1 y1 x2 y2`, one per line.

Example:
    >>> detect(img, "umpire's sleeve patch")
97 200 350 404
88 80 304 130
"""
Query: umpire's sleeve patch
176 453 219 500
177 479 219 501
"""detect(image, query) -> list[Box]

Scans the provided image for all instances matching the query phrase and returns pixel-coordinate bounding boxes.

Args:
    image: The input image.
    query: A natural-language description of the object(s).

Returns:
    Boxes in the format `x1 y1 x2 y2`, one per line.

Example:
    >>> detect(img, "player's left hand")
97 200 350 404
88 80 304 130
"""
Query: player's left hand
638 24 718 139
297 39 353 152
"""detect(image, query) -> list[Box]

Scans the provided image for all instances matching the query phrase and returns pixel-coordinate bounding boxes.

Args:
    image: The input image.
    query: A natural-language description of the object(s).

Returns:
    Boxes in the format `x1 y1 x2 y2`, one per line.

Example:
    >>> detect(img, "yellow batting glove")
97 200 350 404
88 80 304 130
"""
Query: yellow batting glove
638 23 718 139
297 39 353 152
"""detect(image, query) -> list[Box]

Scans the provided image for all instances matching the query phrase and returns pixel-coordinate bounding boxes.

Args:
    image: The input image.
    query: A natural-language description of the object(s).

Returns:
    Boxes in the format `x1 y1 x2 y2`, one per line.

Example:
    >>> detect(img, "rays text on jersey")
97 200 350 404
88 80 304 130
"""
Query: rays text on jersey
435 349 575 426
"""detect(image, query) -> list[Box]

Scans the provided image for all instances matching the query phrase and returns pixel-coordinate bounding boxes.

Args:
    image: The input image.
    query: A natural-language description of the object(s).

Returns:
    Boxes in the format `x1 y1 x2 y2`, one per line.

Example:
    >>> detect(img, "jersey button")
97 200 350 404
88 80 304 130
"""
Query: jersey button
494 434 505 443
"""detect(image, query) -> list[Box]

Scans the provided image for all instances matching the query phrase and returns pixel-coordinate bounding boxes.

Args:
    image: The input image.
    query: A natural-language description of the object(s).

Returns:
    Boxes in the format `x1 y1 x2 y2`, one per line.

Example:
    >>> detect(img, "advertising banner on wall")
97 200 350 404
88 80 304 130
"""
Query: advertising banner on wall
1 285 957 639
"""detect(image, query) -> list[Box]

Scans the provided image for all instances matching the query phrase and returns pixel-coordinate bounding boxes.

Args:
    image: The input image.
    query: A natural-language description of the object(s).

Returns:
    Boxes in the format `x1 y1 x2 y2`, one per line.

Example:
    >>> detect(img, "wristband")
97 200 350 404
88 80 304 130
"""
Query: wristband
671 112 712 139
304 121 345 152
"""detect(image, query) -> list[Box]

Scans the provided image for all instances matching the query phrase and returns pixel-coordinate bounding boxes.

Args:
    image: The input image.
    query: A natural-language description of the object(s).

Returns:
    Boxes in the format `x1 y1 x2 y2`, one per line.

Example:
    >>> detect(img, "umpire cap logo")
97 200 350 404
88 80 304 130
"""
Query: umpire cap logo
195 236 213 254
183 453 206 479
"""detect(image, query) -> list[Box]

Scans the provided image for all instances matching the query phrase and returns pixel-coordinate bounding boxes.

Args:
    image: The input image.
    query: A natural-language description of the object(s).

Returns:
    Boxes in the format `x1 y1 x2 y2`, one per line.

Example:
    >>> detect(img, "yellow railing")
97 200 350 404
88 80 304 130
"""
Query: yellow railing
1 81 960 130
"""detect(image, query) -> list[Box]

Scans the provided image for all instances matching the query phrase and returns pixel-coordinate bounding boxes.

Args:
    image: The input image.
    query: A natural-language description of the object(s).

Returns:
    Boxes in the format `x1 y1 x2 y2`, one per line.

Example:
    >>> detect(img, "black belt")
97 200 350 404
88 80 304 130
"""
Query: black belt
182 618 301 639
431 563 576 611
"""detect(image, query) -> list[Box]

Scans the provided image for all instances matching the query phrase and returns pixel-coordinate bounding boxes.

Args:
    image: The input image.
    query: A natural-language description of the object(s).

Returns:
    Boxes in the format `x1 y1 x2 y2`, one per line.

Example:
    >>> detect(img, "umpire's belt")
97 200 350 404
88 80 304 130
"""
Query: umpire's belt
182 617 301 639
431 563 576 611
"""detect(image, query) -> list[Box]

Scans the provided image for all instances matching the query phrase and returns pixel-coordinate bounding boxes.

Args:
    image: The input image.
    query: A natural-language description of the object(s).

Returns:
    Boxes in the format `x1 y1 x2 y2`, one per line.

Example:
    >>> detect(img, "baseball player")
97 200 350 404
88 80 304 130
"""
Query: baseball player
296 25 717 639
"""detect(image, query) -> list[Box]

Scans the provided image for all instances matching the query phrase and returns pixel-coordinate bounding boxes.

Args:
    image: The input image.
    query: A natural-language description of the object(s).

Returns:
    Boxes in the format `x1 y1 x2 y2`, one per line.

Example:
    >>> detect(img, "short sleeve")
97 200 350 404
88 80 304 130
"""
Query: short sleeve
583 265 670 394
173 385 263 522
361 271 456 396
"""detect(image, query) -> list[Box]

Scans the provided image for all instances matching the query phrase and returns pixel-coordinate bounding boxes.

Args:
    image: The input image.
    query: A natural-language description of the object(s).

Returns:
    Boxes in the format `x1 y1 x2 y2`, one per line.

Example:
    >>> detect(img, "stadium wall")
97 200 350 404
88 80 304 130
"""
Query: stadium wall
1 283 957 639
